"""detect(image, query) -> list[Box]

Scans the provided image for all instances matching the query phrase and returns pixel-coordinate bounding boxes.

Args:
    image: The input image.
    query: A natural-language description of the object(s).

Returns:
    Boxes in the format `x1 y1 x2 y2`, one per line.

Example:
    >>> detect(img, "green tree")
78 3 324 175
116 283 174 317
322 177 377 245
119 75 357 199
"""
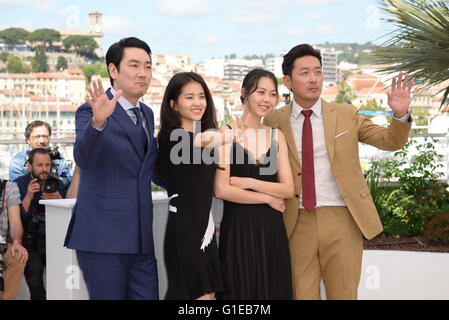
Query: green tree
410 106 431 133
334 81 356 104
359 98 384 111
63 35 99 59
372 0 449 108
0 51 9 63
56 56 68 71
82 62 108 83
27 28 61 49
6 55 30 73
0 27 29 44
31 47 48 72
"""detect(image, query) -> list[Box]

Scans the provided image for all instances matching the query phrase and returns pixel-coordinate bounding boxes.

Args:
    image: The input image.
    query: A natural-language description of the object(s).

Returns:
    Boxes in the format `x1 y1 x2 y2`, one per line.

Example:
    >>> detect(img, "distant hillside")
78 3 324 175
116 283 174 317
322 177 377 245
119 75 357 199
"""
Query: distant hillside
316 42 378 65
225 42 379 66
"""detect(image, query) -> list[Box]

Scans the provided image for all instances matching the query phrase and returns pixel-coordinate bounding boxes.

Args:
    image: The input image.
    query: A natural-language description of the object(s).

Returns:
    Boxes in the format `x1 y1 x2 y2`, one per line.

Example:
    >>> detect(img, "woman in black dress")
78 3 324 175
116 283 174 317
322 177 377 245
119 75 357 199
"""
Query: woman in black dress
158 72 241 300
214 69 294 299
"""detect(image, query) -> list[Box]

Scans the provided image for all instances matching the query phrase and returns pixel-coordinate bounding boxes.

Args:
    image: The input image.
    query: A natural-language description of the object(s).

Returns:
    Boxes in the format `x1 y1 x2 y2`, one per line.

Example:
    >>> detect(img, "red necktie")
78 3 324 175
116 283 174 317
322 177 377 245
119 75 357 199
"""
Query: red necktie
301 109 316 212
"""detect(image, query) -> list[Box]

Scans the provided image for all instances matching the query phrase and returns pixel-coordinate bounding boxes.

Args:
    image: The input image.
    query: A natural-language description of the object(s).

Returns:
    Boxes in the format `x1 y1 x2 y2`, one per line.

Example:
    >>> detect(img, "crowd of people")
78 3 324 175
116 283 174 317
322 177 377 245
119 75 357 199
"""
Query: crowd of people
0 37 413 300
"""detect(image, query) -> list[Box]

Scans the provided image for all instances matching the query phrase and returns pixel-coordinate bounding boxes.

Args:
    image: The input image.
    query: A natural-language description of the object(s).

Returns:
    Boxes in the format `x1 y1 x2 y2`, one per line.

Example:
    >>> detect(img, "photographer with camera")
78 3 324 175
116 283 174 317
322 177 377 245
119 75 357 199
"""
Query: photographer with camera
9 120 72 188
15 148 66 300
0 179 28 300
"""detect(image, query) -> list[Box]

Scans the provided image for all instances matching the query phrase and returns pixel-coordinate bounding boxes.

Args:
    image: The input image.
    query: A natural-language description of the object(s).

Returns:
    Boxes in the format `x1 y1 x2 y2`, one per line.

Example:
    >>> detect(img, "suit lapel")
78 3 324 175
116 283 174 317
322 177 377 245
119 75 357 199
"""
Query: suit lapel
139 103 155 176
278 103 300 171
322 99 337 164
107 89 145 161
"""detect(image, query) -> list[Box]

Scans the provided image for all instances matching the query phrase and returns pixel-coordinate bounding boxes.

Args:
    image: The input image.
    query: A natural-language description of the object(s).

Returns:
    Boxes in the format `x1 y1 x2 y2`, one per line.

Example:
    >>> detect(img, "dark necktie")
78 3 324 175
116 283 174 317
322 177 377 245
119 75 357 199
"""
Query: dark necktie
131 107 148 154
301 109 316 212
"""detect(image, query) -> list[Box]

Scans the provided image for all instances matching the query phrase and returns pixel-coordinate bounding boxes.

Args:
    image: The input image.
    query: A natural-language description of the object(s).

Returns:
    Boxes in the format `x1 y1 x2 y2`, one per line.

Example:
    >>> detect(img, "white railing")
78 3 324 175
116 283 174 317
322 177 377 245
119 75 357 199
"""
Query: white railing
38 194 449 300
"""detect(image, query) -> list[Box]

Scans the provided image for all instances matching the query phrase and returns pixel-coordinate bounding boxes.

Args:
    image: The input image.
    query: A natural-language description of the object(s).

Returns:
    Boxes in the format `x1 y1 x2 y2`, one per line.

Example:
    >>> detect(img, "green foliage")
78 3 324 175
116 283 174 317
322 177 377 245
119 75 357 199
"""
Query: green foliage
27 28 61 48
151 182 165 192
0 51 9 62
56 56 68 71
424 213 449 245
6 55 30 73
0 27 29 44
334 81 356 104
31 47 48 72
364 138 449 237
410 106 431 130
316 42 375 64
359 98 384 111
63 35 99 59
372 0 449 108
82 62 108 83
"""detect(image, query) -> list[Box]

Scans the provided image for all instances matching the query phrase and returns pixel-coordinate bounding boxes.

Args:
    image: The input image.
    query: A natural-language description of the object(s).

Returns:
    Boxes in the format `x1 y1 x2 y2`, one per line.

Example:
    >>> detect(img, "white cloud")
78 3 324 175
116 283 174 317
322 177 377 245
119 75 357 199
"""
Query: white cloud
307 12 326 21
230 11 281 24
156 0 212 17
290 0 340 4
282 27 309 37
316 24 335 35
0 0 58 13
236 0 340 5
199 34 219 45
0 19 33 30
281 23 335 37
103 15 138 35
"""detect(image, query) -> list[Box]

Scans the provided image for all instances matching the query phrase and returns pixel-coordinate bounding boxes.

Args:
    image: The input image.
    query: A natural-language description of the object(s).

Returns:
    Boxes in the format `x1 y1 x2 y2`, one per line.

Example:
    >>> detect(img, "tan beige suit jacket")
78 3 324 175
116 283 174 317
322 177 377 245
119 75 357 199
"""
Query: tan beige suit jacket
264 99 412 240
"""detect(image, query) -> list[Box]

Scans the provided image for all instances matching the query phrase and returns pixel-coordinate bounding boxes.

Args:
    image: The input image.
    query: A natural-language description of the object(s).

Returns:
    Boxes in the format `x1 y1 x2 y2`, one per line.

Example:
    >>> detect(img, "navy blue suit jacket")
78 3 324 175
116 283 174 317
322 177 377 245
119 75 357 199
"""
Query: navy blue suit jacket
64 89 159 254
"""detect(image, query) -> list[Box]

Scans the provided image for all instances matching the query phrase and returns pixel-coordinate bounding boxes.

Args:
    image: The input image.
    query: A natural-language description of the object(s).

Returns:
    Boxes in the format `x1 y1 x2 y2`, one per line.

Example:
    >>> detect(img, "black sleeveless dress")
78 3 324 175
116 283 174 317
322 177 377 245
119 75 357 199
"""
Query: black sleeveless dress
159 126 224 299
218 128 292 300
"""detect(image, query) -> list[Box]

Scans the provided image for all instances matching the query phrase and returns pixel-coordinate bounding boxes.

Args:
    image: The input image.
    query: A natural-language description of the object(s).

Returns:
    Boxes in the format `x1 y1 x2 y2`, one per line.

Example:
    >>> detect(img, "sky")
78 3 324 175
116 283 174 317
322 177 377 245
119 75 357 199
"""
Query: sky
0 0 396 63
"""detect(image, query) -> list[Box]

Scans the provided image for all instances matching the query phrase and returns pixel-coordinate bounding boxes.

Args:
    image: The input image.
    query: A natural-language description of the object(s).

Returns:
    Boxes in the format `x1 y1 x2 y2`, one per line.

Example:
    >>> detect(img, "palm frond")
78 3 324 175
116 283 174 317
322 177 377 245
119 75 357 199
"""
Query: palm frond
372 0 449 109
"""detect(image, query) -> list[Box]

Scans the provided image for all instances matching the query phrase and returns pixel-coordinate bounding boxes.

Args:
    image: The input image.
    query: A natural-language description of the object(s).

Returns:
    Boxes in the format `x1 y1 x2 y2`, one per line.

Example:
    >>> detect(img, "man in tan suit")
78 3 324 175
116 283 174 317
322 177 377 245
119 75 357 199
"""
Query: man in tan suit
264 44 413 300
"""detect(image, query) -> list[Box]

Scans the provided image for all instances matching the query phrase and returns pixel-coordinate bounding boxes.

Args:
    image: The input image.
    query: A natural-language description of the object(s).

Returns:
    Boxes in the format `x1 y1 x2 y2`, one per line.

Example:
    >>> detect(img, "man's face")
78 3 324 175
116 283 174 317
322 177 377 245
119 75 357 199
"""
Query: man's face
29 153 51 181
283 55 323 107
27 126 50 149
109 47 152 102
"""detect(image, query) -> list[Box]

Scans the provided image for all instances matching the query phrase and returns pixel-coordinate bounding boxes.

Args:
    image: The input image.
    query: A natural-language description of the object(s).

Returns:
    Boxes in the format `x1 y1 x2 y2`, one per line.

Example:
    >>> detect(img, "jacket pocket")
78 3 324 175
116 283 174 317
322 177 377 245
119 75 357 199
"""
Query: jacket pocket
360 185 371 198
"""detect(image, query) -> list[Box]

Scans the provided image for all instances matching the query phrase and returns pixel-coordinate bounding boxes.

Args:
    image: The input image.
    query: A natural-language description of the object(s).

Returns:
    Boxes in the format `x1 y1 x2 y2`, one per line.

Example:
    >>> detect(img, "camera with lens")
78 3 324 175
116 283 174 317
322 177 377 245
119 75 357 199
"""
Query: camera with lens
39 174 60 194
40 146 62 194
0 241 6 292
47 146 62 162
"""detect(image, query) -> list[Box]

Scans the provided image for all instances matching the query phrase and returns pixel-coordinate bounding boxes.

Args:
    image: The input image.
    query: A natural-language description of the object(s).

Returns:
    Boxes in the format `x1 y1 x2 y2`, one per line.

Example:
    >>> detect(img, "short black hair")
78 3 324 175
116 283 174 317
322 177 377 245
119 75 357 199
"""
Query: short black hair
25 120 51 140
105 37 152 86
28 148 50 165
282 44 322 77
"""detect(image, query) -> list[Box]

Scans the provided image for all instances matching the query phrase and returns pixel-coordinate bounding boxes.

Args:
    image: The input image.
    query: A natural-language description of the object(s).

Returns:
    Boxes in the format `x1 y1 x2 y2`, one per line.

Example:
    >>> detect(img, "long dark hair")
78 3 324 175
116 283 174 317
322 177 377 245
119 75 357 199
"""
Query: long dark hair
158 72 217 143
240 68 279 104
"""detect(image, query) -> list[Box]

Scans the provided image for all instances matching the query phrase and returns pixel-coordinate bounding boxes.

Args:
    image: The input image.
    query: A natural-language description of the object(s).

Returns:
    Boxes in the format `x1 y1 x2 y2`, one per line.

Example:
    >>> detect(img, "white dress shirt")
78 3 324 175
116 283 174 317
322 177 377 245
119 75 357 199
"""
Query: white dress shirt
290 99 346 208
290 98 410 209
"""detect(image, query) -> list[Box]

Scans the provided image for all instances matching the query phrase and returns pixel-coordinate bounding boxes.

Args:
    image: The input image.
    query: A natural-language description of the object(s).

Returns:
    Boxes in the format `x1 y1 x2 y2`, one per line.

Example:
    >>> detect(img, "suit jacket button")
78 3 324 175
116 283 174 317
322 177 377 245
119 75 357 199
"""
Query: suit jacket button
295 194 299 198
297 172 301 176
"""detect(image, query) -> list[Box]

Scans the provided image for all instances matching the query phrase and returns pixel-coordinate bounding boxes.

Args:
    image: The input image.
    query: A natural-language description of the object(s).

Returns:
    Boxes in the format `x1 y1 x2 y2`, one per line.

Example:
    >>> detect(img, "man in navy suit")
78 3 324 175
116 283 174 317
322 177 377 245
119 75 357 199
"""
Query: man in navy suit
64 37 160 300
